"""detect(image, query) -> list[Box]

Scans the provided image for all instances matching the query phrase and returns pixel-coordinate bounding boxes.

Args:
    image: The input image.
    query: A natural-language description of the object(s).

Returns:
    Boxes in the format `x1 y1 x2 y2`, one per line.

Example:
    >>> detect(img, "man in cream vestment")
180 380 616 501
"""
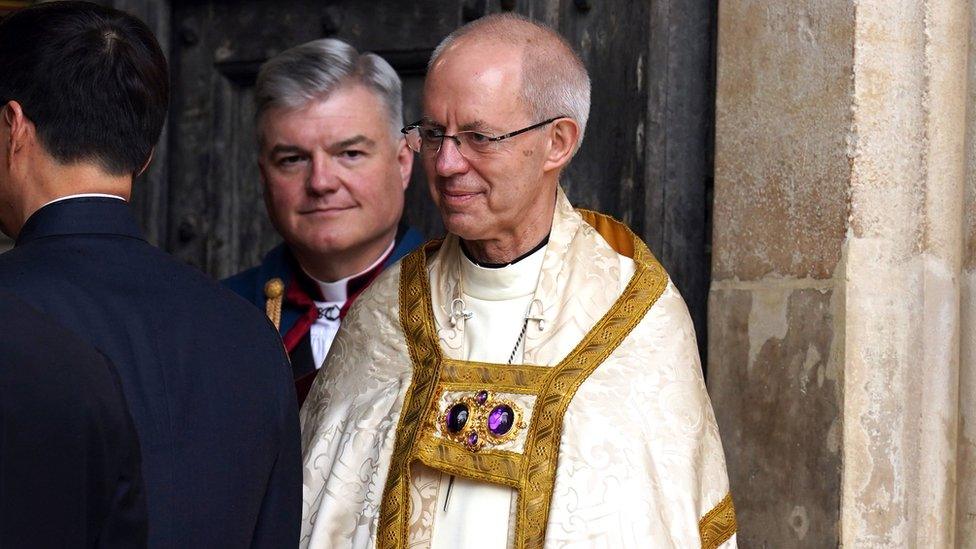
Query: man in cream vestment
300 13 737 549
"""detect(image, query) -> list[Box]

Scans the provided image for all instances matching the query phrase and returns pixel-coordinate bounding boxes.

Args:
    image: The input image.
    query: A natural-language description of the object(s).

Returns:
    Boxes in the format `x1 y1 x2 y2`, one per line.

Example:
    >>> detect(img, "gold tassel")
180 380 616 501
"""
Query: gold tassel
264 278 284 331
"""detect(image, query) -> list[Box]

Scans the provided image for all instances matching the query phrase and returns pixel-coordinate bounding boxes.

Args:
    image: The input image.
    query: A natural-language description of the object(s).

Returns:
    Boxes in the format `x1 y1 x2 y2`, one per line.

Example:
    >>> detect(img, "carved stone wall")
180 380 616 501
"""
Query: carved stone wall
709 1 851 545
712 0 975 546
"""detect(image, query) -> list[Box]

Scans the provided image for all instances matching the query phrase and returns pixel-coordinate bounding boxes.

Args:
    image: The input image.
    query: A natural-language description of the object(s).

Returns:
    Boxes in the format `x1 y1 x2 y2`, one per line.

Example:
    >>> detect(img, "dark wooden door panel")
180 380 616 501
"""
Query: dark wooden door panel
169 0 460 277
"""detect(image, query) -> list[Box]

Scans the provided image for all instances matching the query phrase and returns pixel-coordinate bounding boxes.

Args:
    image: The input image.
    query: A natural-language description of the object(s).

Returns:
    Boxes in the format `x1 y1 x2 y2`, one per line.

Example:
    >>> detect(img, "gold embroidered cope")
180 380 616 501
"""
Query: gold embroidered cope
377 211 674 548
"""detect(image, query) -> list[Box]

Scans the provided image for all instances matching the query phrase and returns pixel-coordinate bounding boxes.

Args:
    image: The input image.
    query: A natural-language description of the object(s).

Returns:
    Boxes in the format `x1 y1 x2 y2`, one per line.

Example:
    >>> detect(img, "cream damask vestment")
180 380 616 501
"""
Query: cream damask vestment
299 188 737 548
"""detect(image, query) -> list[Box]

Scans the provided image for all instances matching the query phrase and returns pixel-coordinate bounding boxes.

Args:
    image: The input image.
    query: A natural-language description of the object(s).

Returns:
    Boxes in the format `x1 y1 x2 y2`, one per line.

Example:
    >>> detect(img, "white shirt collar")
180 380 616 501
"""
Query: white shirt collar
41 193 126 209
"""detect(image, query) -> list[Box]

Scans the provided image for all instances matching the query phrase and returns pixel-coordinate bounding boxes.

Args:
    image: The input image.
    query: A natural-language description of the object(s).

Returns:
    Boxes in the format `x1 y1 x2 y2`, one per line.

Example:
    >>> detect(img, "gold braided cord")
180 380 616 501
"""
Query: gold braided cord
263 278 285 330
379 213 669 548
699 493 737 549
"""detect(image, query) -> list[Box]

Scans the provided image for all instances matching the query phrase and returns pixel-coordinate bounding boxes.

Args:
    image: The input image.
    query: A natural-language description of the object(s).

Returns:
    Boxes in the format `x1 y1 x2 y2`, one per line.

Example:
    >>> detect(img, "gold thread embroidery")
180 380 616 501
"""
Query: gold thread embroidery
699 493 737 549
515 240 666 548
414 438 524 487
378 215 669 548
440 359 550 390
377 242 445 548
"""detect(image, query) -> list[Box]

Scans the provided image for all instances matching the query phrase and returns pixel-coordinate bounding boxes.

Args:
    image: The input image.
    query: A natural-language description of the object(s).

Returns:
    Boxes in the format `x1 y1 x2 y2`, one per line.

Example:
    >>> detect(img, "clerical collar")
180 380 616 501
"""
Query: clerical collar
460 233 550 269
460 238 546 302
305 238 396 302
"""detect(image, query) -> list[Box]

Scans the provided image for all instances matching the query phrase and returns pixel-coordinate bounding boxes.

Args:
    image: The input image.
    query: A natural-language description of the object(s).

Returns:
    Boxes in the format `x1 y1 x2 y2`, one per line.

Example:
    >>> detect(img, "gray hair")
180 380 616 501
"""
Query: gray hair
255 38 403 142
429 14 591 149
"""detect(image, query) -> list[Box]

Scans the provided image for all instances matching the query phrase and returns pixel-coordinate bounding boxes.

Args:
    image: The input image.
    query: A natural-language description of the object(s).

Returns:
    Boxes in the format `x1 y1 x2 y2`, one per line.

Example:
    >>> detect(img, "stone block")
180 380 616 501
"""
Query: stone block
713 0 853 281
708 285 841 547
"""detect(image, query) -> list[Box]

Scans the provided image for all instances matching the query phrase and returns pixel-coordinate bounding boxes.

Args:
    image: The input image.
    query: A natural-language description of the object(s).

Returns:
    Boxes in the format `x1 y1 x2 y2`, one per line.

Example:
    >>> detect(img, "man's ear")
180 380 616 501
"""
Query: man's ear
2 101 32 166
135 147 155 177
542 118 580 173
396 137 414 190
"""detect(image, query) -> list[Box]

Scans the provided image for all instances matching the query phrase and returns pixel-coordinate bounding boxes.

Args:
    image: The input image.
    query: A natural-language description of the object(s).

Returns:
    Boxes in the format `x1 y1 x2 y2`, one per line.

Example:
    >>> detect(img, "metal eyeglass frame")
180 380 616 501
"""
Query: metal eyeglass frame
400 116 565 155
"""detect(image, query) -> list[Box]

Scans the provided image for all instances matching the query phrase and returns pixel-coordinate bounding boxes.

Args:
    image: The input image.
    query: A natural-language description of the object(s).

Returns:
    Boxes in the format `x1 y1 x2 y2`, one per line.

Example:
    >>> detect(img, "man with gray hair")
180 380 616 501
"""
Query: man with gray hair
300 13 736 549
225 38 424 405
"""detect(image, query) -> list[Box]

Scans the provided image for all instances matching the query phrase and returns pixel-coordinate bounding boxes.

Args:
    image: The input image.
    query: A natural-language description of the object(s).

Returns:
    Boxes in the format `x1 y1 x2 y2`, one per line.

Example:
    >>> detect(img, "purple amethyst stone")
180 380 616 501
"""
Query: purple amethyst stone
466 431 479 447
487 404 515 436
475 390 489 406
445 403 469 433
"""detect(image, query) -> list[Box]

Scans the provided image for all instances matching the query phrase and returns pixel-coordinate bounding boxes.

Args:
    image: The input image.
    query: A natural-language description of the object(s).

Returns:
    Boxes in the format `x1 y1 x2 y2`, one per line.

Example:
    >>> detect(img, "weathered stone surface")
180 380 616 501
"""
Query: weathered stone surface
715 0 972 545
712 0 853 281
708 286 841 547
842 0 969 546
959 270 976 545
841 246 961 546
958 3 976 540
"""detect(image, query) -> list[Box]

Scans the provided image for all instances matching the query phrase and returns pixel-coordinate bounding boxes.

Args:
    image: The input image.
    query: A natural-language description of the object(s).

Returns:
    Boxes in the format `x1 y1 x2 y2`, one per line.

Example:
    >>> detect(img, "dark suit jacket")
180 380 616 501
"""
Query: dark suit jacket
0 289 146 547
0 198 300 548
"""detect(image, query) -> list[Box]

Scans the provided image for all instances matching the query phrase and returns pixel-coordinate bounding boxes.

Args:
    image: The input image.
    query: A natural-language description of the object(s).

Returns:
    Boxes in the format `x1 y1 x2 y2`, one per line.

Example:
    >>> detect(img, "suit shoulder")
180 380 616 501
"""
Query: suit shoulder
0 292 131 424
132 249 281 337
221 245 289 303
221 265 265 306
222 265 261 292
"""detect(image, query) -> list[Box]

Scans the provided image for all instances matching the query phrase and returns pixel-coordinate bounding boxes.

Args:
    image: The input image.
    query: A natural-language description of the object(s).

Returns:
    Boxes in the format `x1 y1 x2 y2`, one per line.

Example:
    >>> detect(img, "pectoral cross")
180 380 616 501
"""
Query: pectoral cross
449 298 473 327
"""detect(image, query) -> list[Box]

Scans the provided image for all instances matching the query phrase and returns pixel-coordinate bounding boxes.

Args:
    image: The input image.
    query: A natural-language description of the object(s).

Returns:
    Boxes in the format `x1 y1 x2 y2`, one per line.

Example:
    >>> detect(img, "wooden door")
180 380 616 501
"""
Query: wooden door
165 0 458 278
116 0 716 357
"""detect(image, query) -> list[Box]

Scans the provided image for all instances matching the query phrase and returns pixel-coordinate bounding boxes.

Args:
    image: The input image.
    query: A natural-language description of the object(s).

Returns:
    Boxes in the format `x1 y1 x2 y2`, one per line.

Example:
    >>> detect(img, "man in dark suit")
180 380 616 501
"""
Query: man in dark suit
0 289 146 547
0 3 300 547
223 38 424 406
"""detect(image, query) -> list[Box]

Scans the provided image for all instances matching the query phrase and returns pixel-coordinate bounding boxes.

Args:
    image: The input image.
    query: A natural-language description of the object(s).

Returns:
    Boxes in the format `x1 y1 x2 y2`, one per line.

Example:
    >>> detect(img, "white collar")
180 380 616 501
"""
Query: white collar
42 193 127 209
305 238 396 302
460 243 546 301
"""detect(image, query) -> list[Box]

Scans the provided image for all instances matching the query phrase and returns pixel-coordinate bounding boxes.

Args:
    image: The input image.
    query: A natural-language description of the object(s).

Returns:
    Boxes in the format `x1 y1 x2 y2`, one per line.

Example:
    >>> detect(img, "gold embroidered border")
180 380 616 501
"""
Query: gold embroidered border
377 242 445 548
379 216 669 548
699 493 737 549
514 240 666 547
414 438 524 487
440 359 550 391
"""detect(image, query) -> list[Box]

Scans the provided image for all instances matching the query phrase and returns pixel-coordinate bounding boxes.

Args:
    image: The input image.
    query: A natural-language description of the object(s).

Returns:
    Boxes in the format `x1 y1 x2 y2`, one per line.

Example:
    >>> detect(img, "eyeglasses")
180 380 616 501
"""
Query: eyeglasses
400 117 564 158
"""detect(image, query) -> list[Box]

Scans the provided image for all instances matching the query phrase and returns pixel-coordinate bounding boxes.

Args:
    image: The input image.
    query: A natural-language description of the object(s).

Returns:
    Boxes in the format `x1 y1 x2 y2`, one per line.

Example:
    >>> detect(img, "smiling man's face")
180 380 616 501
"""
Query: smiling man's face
258 84 411 275
421 40 554 245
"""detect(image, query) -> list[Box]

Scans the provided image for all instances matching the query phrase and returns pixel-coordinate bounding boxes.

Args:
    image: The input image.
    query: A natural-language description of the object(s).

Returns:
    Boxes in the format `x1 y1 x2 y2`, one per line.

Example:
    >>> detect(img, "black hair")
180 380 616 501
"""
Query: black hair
0 1 169 175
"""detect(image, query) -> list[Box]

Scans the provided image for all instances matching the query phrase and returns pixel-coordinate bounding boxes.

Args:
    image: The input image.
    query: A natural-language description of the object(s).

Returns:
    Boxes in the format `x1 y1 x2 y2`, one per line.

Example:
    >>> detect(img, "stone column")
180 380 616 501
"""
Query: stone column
958 1 976 542
711 0 974 546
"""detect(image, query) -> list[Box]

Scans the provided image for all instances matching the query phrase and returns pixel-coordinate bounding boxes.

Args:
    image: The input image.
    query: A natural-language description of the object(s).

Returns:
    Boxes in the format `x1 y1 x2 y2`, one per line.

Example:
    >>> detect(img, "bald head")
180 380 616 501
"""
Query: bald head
428 14 591 147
